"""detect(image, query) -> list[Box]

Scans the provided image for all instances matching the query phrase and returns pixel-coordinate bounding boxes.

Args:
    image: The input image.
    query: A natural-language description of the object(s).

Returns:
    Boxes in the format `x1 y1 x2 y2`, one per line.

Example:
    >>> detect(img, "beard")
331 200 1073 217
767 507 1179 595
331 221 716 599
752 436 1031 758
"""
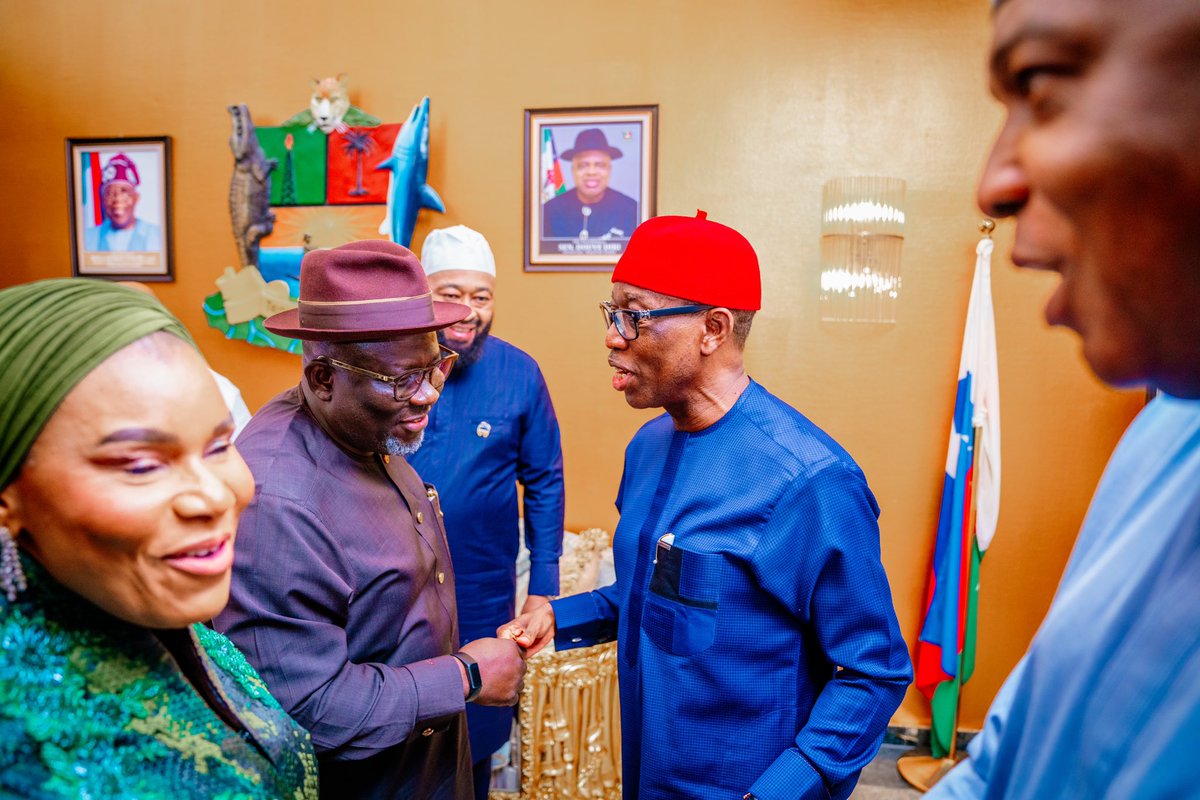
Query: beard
384 430 425 456
438 318 492 368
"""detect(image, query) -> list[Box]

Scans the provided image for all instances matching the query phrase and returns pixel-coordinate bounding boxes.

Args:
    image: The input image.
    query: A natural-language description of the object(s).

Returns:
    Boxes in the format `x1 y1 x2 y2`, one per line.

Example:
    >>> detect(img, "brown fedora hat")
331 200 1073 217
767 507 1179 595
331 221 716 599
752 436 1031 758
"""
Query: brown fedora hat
264 239 470 341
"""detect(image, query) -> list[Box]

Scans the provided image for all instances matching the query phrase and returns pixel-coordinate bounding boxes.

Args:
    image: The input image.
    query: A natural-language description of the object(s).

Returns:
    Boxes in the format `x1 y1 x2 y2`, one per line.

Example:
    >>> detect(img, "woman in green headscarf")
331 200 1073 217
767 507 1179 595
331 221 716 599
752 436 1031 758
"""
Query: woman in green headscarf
0 279 318 798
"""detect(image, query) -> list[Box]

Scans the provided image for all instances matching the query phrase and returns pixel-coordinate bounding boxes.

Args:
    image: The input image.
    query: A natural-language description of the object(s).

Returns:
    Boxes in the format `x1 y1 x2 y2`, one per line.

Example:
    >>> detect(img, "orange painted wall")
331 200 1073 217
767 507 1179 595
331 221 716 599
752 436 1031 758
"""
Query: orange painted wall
0 0 1144 729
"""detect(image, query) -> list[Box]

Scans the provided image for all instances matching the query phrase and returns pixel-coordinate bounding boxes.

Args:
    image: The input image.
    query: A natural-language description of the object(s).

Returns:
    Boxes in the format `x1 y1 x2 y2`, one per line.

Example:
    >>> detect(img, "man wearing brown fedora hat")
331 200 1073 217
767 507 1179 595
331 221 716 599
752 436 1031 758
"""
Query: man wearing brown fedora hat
214 239 527 799
542 127 639 240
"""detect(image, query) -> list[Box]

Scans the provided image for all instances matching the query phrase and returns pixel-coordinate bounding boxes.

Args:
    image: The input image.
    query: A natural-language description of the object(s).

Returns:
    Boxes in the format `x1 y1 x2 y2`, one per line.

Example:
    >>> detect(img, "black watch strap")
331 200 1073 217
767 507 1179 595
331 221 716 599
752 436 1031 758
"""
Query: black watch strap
452 652 483 703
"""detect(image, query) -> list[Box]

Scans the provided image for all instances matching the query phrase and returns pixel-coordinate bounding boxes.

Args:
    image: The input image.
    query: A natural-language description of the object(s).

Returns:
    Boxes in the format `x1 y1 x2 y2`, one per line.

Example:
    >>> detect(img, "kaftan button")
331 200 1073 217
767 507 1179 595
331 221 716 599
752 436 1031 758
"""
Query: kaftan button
422 728 434 737
417 511 425 524
438 571 446 584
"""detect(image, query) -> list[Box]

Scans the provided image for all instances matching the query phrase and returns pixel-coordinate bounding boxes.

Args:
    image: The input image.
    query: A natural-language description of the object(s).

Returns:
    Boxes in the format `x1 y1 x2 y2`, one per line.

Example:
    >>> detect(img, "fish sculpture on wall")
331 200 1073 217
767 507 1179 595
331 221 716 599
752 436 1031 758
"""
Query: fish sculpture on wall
376 96 444 248
228 104 276 268
282 75 382 135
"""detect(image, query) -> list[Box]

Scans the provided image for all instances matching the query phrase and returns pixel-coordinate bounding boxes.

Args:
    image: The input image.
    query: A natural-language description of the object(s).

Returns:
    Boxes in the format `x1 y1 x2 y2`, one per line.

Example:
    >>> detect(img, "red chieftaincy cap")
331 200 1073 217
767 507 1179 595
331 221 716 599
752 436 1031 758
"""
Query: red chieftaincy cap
611 210 761 311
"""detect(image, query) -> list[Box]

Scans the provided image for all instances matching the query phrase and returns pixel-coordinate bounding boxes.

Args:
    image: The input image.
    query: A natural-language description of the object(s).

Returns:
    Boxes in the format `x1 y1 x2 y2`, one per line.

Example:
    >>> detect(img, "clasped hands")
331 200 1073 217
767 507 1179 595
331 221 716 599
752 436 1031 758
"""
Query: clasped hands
454 597 557 706
497 600 556 657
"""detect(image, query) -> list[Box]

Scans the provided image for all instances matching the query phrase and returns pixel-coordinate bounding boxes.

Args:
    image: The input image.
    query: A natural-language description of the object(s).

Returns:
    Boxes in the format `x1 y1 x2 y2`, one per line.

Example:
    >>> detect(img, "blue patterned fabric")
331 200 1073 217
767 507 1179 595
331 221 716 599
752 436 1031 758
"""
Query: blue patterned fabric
929 394 1200 799
408 336 564 762
552 380 911 799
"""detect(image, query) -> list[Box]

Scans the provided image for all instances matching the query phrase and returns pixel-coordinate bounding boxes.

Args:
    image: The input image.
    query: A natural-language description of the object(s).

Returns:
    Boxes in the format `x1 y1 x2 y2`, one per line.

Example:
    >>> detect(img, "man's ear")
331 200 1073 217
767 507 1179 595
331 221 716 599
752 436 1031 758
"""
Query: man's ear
303 360 337 401
699 308 734 356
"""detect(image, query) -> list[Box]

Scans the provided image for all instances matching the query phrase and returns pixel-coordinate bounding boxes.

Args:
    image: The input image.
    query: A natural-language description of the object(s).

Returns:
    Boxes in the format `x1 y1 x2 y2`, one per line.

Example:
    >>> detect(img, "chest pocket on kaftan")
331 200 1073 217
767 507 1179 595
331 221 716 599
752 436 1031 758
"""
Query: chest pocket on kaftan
642 540 722 656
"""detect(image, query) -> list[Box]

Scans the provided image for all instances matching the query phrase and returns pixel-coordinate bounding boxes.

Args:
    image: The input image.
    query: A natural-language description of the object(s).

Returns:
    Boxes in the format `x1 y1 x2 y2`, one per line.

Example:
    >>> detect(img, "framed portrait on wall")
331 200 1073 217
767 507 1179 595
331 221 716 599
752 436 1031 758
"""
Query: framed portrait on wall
66 136 174 281
524 105 657 272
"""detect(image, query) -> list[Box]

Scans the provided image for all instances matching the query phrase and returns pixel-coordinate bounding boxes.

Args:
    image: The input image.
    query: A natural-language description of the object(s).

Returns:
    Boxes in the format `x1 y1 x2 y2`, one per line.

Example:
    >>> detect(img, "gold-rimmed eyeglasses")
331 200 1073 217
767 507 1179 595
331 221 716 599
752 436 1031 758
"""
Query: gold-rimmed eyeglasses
315 345 458 401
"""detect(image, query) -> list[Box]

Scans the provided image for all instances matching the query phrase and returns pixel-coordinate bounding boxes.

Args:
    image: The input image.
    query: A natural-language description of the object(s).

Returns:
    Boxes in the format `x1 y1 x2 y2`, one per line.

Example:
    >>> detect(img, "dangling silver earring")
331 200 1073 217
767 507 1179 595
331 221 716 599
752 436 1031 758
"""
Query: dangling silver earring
1 525 26 602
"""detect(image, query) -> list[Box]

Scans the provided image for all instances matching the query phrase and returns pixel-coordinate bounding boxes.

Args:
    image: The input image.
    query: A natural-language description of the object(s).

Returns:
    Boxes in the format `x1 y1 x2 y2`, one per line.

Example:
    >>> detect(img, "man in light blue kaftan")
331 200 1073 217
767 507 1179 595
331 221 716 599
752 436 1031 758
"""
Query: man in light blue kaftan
930 395 1200 798
928 0 1200 795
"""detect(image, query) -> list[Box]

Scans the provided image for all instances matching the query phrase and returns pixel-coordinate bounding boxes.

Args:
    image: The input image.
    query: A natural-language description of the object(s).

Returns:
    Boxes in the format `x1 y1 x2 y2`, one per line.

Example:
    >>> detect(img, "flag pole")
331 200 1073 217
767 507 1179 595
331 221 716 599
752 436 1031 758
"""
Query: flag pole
950 217 994 764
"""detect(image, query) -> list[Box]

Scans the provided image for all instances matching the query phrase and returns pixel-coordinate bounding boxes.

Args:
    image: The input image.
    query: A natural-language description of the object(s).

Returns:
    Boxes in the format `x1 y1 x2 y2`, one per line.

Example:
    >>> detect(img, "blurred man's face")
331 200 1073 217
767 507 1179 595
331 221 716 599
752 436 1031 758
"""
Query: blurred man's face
572 150 613 204
978 0 1200 397
103 182 139 230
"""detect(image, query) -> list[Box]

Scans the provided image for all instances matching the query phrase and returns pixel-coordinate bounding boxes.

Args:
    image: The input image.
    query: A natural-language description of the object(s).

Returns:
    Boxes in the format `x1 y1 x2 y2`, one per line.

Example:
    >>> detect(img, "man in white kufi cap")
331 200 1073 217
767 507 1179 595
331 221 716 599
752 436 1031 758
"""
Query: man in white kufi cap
410 225 566 800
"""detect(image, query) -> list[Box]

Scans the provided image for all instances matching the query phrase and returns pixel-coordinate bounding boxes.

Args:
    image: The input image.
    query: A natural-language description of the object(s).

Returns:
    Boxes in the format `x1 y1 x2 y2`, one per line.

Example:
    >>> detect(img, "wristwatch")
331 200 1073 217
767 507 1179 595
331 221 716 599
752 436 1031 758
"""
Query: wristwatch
452 652 483 703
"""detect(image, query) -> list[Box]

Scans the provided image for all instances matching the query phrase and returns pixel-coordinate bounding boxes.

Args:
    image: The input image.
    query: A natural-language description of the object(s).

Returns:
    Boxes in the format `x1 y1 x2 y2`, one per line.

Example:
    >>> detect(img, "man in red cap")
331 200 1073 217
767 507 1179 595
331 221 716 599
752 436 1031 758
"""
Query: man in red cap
214 240 527 798
83 153 161 252
504 212 911 799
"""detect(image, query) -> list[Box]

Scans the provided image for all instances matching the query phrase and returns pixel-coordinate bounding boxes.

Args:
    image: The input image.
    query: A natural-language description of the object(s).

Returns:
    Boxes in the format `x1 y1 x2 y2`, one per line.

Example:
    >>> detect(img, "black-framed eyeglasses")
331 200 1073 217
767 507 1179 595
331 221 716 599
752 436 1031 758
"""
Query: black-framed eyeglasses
315 345 458 401
599 301 713 341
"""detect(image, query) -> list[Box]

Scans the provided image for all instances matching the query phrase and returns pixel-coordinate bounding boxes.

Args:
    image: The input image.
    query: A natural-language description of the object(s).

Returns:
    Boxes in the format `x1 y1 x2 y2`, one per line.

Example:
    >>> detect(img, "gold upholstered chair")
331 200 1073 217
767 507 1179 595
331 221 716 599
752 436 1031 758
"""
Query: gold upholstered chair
492 528 622 799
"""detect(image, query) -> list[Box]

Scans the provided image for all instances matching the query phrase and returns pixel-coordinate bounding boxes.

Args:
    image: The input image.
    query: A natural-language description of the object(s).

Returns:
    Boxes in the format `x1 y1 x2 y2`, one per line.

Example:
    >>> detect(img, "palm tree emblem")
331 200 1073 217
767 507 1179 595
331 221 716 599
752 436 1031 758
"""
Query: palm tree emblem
340 129 377 197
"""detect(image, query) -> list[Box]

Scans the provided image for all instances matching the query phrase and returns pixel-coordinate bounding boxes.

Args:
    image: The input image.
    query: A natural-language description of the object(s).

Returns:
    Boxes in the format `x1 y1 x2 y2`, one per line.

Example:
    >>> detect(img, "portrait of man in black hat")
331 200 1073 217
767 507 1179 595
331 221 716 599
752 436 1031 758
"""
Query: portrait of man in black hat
542 126 640 243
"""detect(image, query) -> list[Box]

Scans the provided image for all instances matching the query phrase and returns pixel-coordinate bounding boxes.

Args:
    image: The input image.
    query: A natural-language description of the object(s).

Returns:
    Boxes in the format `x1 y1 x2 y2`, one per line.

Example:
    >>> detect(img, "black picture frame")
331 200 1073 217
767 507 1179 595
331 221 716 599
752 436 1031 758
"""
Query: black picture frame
66 136 174 281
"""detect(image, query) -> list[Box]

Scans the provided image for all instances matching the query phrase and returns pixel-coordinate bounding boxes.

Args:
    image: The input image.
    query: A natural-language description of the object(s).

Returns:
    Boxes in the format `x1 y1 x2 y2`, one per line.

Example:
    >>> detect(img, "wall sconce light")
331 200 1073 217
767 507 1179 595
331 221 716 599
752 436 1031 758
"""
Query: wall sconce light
819 176 906 323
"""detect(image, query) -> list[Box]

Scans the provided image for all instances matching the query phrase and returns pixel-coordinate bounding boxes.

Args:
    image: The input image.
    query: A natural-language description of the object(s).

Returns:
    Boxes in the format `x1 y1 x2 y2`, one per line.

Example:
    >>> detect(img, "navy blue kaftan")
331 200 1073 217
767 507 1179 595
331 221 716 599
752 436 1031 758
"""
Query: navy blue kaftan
410 336 565 761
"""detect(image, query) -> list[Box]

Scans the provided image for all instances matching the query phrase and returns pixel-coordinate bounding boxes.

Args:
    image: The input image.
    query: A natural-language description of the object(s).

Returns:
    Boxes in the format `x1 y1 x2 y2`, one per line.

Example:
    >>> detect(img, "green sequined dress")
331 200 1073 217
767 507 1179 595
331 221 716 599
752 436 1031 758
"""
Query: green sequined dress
0 555 319 798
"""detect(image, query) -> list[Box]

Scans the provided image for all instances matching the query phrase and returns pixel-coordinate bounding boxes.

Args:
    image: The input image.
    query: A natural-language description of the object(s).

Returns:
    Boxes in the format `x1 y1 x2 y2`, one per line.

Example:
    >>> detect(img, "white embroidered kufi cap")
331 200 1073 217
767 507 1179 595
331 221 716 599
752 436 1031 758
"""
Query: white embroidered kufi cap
420 225 496 277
